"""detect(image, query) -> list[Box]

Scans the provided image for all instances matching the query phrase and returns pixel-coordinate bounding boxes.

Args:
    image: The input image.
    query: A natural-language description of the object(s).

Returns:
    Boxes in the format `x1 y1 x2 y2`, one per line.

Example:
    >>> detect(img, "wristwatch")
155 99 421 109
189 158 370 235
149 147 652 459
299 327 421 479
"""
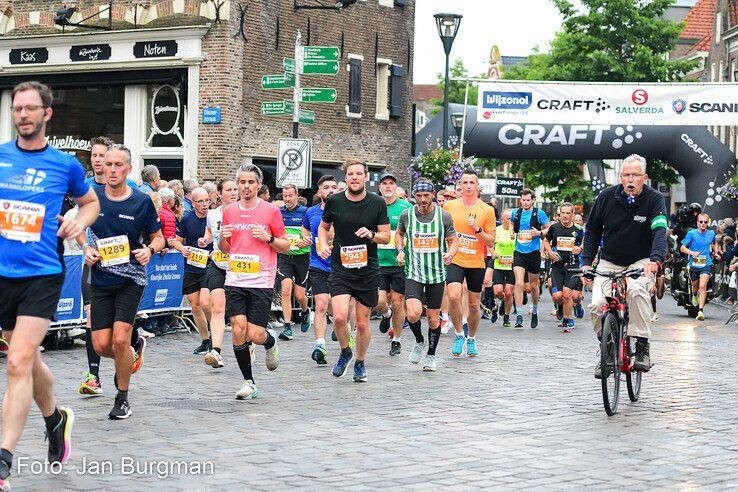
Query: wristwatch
475 226 483 234
149 246 156 256
267 234 275 244
370 231 376 240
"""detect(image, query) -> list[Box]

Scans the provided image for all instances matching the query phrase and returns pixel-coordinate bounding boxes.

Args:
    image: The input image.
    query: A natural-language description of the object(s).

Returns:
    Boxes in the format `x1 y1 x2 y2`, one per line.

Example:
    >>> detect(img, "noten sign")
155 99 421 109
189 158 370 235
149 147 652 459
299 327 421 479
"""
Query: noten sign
9 48 48 65
70 44 111 62
133 40 178 58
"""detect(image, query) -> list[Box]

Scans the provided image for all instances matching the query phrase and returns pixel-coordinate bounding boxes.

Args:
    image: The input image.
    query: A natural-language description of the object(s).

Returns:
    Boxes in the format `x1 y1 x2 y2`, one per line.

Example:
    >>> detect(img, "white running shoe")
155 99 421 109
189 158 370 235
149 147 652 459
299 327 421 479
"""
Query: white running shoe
650 313 659 322
204 349 224 368
138 328 156 339
235 380 258 400
440 318 451 334
265 329 280 371
409 342 424 364
421 354 437 371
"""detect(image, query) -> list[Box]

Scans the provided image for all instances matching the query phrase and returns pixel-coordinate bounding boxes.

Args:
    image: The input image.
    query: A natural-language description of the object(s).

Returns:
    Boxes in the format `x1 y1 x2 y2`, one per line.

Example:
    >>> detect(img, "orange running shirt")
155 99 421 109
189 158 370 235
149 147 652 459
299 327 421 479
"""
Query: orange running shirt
443 198 496 269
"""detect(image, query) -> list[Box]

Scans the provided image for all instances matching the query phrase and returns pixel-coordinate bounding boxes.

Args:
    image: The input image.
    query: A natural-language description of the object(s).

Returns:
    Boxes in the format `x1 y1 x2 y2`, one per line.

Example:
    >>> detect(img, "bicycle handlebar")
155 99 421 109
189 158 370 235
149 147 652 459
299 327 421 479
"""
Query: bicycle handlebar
579 268 644 281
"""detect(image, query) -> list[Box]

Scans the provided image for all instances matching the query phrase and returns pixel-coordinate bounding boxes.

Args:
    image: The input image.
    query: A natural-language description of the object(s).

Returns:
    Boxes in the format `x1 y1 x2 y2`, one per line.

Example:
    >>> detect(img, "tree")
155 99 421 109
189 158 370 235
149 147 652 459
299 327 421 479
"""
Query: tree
510 159 594 205
429 58 481 116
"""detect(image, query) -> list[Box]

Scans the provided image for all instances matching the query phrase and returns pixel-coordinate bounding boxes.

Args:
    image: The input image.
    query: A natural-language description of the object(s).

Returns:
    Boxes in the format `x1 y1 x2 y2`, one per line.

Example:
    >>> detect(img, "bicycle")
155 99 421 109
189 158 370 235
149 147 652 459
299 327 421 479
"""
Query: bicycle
582 268 646 416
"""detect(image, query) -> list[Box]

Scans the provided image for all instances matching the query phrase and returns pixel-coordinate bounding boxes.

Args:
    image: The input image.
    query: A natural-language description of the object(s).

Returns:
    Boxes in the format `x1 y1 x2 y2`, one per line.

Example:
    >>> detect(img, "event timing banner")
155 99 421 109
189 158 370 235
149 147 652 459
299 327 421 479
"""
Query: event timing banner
476 82 738 126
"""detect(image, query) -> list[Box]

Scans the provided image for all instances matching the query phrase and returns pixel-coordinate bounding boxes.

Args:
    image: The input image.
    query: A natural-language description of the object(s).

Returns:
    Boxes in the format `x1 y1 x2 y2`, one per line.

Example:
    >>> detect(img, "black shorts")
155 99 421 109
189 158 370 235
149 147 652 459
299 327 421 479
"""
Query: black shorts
90 280 145 331
492 269 515 286
0 274 64 330
379 266 405 295
405 279 445 309
225 286 272 328
329 272 379 308
309 267 331 296
567 275 584 292
278 254 310 287
205 261 226 291
445 264 485 293
182 271 207 295
81 263 92 306
513 250 541 274
551 266 575 293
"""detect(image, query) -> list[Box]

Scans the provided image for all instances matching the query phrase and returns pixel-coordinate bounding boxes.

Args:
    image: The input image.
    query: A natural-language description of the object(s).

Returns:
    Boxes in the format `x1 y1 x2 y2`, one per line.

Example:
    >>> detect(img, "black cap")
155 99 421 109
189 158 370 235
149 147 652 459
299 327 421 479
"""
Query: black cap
378 172 397 183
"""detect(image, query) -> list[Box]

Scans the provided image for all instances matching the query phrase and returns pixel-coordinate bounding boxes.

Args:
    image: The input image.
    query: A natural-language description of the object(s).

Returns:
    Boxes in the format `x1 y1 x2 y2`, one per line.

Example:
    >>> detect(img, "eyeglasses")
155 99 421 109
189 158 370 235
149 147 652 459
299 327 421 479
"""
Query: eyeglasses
12 105 45 114
194 199 211 204
620 173 645 180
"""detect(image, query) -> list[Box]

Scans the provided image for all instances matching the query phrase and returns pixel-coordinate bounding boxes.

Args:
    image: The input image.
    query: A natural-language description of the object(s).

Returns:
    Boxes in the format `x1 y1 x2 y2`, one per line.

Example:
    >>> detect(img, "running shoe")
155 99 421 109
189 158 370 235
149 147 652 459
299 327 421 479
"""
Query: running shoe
332 349 353 377
278 326 293 340
451 334 465 357
132 335 146 374
379 309 392 333
79 372 103 396
503 314 511 327
466 338 478 357
204 349 224 368
594 360 602 379
0 336 7 357
574 303 585 319
311 345 327 365
46 406 74 463
515 315 524 328
440 318 450 334
0 458 9 492
556 303 564 320
300 308 312 333
108 394 131 420
697 310 705 321
409 342 423 364
265 329 280 371
490 307 498 324
481 307 491 320
692 295 699 307
353 361 368 382
389 341 401 356
235 380 258 400
193 339 211 355
530 313 539 329
138 327 156 339
421 354 437 371
651 313 659 322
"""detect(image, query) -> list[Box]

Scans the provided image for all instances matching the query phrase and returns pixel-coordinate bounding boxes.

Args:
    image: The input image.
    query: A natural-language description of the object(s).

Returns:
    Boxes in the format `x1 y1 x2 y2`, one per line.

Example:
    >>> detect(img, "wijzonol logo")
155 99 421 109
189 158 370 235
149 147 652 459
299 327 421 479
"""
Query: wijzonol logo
482 91 533 110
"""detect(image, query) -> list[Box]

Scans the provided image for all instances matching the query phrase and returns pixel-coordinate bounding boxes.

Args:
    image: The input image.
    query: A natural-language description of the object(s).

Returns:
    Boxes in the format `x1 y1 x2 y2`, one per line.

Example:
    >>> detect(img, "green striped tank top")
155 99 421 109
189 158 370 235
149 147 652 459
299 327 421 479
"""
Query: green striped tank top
404 205 446 284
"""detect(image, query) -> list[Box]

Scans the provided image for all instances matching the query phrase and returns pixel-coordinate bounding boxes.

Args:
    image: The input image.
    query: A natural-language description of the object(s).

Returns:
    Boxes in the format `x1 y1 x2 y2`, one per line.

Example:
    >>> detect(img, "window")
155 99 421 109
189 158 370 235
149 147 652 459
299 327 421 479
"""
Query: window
716 13 722 44
732 60 737 81
711 62 716 82
375 58 391 120
347 55 363 118
720 60 725 82
389 64 404 118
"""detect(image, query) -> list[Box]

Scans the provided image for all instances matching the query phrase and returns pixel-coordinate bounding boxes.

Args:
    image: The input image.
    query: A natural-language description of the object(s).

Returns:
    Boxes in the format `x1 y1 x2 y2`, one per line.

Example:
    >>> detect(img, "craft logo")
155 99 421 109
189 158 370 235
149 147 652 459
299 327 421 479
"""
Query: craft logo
498 124 643 150
482 91 533 110
632 89 648 105
537 98 611 113
681 133 714 165
672 99 687 114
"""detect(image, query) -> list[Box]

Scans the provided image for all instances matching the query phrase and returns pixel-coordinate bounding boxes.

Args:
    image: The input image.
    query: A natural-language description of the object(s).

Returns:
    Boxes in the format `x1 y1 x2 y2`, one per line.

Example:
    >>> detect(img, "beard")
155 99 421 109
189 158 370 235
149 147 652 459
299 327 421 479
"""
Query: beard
347 183 365 196
16 121 42 139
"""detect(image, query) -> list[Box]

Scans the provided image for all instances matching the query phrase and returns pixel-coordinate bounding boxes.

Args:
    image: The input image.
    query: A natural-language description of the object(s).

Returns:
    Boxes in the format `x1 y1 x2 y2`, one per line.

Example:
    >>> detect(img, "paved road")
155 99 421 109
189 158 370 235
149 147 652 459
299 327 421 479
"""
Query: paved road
2 294 738 490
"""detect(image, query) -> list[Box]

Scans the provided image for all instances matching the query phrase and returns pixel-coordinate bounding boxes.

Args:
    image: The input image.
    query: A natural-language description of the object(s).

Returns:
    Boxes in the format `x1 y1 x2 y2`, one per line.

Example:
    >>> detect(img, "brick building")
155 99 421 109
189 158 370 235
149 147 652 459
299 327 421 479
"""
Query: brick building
0 0 415 193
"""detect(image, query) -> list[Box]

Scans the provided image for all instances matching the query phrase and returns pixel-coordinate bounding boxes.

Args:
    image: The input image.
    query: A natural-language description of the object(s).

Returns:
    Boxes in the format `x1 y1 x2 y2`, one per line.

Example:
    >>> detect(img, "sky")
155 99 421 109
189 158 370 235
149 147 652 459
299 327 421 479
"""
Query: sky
413 0 564 84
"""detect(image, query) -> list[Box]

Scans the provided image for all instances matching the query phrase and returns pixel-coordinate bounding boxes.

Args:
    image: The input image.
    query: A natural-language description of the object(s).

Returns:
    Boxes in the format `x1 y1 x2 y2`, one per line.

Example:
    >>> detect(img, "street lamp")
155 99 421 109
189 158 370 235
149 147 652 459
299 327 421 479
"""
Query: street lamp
434 12 462 149
451 112 464 137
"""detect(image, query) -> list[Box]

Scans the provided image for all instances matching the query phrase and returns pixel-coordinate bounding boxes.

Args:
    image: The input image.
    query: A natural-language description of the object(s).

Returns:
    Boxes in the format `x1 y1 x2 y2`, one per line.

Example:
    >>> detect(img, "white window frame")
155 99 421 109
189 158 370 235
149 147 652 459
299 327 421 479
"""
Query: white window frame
716 13 722 45
375 57 392 121
378 0 394 6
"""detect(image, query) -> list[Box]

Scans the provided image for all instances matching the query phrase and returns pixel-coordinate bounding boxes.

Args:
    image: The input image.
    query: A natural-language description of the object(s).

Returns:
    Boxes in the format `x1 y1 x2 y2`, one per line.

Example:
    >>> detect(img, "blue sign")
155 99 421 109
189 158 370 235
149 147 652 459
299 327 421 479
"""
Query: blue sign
138 252 186 313
202 107 221 124
482 91 533 110
55 254 85 323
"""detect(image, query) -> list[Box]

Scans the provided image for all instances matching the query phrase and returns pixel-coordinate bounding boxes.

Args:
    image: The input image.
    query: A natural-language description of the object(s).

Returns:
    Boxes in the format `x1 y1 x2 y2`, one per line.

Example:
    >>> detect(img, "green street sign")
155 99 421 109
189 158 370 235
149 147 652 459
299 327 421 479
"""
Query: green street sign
299 109 315 125
303 60 339 75
261 72 295 89
261 100 295 115
301 87 337 103
302 46 340 62
283 57 296 73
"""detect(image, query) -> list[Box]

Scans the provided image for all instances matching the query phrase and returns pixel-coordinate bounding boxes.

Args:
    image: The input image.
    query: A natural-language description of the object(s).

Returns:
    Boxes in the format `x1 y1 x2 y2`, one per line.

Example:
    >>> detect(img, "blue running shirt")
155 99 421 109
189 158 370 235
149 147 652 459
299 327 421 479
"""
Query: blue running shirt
303 204 331 272
0 141 90 278
681 229 716 269
511 207 549 253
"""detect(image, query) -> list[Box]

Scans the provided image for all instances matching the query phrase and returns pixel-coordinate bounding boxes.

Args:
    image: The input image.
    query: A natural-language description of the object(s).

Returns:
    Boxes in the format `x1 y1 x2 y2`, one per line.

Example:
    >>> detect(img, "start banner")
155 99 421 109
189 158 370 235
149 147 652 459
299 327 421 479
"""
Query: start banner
476 81 738 126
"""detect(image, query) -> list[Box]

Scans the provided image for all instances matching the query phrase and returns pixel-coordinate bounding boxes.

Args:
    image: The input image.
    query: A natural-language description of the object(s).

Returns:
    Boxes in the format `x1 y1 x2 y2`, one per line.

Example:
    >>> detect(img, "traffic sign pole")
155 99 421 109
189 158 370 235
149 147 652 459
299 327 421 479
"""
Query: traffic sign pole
293 31 301 139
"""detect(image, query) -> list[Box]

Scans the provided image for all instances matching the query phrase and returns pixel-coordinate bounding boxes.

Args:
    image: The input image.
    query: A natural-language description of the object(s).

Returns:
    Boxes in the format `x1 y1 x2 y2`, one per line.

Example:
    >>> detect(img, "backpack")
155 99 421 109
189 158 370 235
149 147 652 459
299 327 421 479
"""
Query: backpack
513 207 541 233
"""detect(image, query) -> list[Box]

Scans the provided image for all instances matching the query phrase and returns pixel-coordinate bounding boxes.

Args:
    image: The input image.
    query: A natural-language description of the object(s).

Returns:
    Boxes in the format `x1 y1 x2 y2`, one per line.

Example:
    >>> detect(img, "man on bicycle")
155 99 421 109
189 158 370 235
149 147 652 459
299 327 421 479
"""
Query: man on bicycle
581 154 667 378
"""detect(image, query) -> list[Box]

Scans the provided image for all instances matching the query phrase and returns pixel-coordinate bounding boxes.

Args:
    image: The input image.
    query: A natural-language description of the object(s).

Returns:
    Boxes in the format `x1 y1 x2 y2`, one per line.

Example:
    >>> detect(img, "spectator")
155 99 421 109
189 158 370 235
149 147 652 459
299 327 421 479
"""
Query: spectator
140 164 161 193
172 194 185 222
298 196 307 207
158 179 168 190
396 186 407 200
183 178 199 212
147 191 162 214
724 217 736 241
158 187 178 241
169 179 184 198
203 181 218 209
258 184 270 202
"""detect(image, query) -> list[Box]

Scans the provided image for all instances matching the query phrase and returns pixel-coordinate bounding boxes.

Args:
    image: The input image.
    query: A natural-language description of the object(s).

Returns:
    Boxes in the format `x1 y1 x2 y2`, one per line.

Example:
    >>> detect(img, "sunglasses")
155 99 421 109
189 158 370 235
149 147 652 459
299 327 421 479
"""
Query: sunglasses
698 220 708 223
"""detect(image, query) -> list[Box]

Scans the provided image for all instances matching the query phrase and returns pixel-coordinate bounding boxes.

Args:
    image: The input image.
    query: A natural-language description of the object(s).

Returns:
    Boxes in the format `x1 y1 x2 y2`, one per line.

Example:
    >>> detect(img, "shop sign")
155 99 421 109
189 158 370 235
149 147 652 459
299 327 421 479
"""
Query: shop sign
147 84 184 146
70 44 112 62
134 40 178 59
46 135 92 152
202 107 221 124
9 48 48 65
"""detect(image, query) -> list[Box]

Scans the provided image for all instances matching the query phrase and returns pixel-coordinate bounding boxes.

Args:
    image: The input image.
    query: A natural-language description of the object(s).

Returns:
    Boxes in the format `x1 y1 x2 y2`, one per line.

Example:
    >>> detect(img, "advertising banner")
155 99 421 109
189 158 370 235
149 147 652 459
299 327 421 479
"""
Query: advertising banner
54 254 85 324
477 82 738 125
138 252 186 313
495 178 525 197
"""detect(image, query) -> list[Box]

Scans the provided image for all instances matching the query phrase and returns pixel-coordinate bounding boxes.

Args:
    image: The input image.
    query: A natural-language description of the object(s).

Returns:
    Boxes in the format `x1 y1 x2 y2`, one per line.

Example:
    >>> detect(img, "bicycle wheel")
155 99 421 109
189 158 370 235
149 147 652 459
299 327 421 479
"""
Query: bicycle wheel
626 336 642 402
600 312 621 416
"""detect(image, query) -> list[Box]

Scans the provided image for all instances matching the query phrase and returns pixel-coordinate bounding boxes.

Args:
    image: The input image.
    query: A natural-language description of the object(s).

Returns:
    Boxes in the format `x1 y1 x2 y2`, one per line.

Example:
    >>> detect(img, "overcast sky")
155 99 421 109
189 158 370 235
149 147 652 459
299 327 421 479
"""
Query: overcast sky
413 0 564 84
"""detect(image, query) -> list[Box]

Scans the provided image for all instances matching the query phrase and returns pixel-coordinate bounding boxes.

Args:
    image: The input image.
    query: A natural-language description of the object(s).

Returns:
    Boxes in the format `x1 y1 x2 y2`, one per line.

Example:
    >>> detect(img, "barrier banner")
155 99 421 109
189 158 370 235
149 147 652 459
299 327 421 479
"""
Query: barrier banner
477 81 738 126
54 254 85 324
138 252 186 313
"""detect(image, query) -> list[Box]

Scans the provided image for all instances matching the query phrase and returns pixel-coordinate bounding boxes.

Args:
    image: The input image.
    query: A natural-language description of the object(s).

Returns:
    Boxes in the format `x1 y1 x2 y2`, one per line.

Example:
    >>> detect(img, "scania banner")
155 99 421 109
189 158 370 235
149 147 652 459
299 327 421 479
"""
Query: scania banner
476 81 738 125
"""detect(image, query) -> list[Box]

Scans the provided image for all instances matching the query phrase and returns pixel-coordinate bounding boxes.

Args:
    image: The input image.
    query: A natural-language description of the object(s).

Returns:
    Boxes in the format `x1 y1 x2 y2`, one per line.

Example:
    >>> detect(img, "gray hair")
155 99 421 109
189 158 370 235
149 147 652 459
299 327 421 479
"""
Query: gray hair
202 181 217 194
622 154 647 174
141 164 160 184
168 179 182 190
235 164 264 184
558 202 575 213
158 187 175 202
282 183 298 194
108 144 132 164
183 178 199 195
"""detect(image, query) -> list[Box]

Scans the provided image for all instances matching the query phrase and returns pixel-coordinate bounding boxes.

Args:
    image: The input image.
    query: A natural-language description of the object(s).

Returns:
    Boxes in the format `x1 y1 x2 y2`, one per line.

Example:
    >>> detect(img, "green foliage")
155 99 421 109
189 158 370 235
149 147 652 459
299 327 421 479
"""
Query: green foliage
647 158 680 187
430 58 481 116
509 159 594 204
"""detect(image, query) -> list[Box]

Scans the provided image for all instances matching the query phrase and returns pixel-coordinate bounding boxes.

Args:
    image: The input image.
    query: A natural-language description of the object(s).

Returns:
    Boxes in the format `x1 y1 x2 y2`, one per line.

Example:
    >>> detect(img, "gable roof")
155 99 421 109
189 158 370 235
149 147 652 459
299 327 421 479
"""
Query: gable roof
681 0 715 54
412 84 443 102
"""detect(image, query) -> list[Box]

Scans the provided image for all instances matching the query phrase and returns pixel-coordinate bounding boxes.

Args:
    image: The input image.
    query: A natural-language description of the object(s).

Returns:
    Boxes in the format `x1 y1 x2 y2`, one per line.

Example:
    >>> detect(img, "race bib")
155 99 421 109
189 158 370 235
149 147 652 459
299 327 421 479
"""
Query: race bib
518 230 533 244
97 235 130 267
340 244 368 269
187 247 209 269
556 236 575 252
0 200 44 243
499 255 513 265
457 233 478 255
412 232 439 253
693 255 707 267
213 250 229 269
378 230 396 250
230 254 259 279
287 232 302 251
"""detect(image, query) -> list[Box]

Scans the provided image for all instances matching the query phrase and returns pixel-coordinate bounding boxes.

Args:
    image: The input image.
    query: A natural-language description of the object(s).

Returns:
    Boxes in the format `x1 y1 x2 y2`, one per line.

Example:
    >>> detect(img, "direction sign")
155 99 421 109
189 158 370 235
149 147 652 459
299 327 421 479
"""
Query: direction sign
301 88 337 103
261 100 295 115
299 109 315 125
277 138 312 188
283 57 296 73
261 72 295 89
302 46 339 62
495 177 525 197
302 60 339 75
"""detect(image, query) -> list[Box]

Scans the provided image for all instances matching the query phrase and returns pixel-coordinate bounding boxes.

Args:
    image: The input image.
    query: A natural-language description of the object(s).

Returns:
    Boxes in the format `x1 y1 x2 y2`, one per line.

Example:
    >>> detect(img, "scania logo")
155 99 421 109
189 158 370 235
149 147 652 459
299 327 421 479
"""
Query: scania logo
2 202 8 210
672 99 687 114
632 89 648 106
482 91 533 110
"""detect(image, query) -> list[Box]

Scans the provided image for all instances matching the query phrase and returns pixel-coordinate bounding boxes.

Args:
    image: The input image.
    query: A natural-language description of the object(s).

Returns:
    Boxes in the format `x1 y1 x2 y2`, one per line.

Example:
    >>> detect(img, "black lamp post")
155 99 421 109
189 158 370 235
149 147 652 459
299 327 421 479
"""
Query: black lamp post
434 12 462 149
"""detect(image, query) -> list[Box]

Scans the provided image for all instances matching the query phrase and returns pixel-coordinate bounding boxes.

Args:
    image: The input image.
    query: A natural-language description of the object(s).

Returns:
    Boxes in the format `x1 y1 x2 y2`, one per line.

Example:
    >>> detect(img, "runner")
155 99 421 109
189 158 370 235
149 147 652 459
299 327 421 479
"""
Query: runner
84 136 139 190
199 178 239 368
171 187 213 355
511 188 549 329
680 213 720 321
318 158 390 382
375 172 412 355
443 170 496 357
0 81 100 489
436 189 456 332
219 164 289 399
396 178 457 370
489 209 516 327
277 184 312 340
84 145 164 420
302 175 338 364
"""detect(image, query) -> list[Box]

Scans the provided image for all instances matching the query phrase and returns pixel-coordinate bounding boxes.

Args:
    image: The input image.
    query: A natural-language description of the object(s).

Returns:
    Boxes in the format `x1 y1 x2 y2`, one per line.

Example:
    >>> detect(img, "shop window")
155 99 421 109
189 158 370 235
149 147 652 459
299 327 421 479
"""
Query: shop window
143 158 184 181
146 84 185 148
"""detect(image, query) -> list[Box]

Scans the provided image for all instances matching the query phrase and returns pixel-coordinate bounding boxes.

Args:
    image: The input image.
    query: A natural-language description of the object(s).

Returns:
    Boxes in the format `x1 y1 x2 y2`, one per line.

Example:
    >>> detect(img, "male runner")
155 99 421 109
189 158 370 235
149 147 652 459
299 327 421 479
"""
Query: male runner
375 172 412 355
277 184 311 340
396 178 457 370
489 209 516 327
443 170 496 357
318 158 390 382
511 189 549 329
0 81 99 489
302 175 337 364
171 187 213 355
84 136 138 190
219 164 289 399
84 145 164 419
681 212 720 321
